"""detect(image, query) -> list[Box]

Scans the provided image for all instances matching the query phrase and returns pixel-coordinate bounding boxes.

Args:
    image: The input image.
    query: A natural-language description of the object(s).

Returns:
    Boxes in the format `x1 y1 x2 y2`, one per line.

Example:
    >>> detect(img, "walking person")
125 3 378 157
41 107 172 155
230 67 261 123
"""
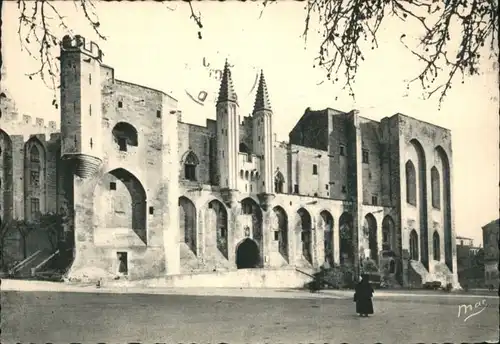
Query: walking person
354 274 374 317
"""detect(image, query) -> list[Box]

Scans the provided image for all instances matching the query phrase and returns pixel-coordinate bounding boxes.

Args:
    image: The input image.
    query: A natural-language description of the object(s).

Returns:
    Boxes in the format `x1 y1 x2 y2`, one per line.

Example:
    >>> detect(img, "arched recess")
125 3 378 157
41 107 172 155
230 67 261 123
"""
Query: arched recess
207 199 228 259
179 196 197 254
433 231 440 261
241 197 263 244
320 210 334 267
112 122 138 152
364 213 378 264
296 208 312 264
93 168 147 244
409 230 419 261
273 206 288 261
182 150 199 182
436 146 452 271
274 169 285 194
339 212 354 266
236 238 259 269
24 138 46 221
410 139 429 270
405 160 416 205
431 166 440 209
0 130 13 221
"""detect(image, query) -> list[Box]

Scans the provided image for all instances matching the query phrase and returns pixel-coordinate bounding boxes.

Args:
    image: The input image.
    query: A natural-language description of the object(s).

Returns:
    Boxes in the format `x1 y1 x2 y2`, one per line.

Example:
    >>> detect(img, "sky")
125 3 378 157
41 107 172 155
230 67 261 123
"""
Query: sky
2 1 498 245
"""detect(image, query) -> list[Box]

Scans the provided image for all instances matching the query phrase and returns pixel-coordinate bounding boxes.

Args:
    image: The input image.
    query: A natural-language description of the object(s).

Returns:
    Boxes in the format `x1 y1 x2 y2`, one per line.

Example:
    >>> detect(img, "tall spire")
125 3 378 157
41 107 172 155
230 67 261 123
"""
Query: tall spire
253 70 272 113
217 60 238 104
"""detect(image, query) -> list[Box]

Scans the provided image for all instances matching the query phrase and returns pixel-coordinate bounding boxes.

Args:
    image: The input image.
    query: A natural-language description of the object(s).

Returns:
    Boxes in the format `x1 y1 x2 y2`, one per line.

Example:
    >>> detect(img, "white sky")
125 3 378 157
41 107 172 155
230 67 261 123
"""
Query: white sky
2 1 498 245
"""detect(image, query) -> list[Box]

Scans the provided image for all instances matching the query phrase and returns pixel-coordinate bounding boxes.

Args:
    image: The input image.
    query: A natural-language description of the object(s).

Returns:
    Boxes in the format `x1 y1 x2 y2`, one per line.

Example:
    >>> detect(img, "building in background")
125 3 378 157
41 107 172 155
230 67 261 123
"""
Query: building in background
482 219 499 289
0 34 461 288
456 236 483 288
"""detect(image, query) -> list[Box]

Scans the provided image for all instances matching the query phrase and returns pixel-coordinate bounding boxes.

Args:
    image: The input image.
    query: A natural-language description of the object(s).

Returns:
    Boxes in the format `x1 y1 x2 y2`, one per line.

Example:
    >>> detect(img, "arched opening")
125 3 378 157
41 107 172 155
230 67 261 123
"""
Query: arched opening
382 215 397 253
433 231 440 261
436 146 453 272
274 168 285 193
339 212 354 266
179 196 197 254
409 230 419 261
320 210 334 267
208 199 228 259
431 166 440 209
241 197 263 243
273 206 288 261
112 122 138 152
93 168 147 244
236 238 259 269
0 130 13 222
364 213 378 264
411 139 429 270
182 150 199 181
297 208 312 264
245 171 250 180
24 138 46 221
389 260 396 273
405 160 416 205
239 142 250 154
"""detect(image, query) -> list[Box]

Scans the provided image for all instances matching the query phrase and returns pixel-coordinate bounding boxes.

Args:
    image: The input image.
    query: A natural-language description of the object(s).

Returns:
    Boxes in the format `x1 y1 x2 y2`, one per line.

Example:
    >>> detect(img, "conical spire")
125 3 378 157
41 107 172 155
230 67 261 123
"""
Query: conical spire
216 60 238 104
253 70 272 113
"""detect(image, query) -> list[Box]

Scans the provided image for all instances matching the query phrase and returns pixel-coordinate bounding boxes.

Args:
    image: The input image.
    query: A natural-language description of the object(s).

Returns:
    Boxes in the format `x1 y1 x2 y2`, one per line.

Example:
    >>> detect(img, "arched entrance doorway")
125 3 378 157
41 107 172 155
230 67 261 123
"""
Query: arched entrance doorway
236 238 260 269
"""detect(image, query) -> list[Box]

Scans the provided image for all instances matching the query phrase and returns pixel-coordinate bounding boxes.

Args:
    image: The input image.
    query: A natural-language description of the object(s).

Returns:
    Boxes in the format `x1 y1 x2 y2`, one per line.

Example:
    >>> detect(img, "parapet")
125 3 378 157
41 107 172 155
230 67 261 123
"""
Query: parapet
61 34 103 62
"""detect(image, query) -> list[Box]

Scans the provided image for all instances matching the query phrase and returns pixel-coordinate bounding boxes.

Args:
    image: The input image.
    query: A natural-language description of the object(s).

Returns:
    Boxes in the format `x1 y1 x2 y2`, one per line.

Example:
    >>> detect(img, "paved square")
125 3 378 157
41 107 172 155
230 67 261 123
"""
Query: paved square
2 290 498 343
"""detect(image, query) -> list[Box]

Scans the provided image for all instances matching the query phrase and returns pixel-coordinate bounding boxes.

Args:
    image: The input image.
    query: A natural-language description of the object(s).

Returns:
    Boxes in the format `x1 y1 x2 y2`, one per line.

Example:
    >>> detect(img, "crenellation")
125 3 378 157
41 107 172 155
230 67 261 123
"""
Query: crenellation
0 33 459 289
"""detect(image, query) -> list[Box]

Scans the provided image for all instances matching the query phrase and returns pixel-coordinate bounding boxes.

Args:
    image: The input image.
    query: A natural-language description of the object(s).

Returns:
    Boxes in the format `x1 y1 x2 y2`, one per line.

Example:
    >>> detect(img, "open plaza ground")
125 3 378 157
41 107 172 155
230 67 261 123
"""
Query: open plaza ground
1 280 498 344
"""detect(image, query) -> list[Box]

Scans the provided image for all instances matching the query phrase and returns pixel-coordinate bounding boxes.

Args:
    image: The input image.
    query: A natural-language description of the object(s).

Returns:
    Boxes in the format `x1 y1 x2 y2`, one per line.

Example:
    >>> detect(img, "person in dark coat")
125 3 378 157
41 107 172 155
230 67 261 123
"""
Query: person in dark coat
354 274 374 317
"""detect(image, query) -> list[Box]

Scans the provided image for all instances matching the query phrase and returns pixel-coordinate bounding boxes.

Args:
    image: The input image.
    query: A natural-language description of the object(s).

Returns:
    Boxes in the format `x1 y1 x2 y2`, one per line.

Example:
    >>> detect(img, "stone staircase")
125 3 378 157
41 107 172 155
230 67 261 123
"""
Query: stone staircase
408 260 429 287
10 249 56 278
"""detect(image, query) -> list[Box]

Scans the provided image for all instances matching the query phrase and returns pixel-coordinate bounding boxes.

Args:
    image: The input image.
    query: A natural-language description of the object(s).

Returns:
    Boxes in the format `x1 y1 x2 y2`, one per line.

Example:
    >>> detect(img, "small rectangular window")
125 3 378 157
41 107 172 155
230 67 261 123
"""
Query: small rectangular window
314 192 318 197
118 101 123 108
372 195 378 206
89 73 92 85
117 252 128 275
362 149 369 164
325 184 329 190
313 164 318 175
149 206 154 215
342 185 347 193
274 231 279 241
340 145 346 156
156 110 161 118
294 184 299 194
89 104 92 116
110 182 117 190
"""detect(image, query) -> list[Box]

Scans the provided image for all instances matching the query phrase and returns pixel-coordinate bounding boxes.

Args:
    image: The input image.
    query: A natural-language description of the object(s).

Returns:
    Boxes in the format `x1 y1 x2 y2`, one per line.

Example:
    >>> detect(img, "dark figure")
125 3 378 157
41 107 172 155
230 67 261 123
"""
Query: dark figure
354 274 374 317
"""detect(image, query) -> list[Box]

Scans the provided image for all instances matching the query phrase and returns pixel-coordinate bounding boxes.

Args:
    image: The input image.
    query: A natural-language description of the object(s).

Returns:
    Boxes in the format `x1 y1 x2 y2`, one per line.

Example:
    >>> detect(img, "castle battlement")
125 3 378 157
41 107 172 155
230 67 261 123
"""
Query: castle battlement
60 34 103 62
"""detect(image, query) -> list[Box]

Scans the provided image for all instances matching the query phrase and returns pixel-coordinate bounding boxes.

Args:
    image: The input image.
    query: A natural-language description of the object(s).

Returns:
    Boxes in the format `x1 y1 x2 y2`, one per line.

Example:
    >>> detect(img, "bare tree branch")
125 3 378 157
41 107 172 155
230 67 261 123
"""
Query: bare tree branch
304 0 498 107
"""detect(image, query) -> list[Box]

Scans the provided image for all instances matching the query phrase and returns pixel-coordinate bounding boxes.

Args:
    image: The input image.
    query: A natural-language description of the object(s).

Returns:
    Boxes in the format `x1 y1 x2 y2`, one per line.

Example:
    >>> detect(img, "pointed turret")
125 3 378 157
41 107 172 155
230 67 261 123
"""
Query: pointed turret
253 70 272 113
217 60 238 104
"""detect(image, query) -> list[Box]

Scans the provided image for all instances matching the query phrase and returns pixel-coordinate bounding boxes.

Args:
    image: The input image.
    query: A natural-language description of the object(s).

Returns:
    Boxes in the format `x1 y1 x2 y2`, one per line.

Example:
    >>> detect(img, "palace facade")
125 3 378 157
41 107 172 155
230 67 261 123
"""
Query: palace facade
0 35 460 287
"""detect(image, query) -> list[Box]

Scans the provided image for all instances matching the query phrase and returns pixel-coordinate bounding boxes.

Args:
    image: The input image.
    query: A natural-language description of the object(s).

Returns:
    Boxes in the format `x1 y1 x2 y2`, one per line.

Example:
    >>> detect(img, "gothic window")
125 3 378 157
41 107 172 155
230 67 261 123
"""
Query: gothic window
183 151 199 181
340 145 346 156
112 122 138 152
30 146 40 163
409 230 419 260
433 231 440 261
431 167 440 209
30 197 40 219
406 160 417 205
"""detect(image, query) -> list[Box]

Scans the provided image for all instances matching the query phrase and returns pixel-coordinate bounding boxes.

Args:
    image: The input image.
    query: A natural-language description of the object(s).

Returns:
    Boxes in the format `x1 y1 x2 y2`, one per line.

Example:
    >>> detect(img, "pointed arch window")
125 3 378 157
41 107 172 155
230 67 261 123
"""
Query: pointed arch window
183 151 199 181
431 167 440 209
409 230 419 260
406 160 416 205
433 231 440 261
30 145 40 163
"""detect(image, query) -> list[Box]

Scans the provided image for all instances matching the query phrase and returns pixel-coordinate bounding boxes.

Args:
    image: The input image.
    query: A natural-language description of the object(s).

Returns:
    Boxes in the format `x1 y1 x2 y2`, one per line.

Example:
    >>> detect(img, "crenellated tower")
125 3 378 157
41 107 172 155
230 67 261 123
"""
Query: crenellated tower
59 34 103 178
216 61 240 207
252 70 275 210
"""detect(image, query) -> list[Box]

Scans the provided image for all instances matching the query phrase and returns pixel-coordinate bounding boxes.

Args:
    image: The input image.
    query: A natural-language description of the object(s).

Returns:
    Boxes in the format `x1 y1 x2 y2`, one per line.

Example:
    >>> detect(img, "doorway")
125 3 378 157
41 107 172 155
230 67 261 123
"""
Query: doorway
236 239 260 269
